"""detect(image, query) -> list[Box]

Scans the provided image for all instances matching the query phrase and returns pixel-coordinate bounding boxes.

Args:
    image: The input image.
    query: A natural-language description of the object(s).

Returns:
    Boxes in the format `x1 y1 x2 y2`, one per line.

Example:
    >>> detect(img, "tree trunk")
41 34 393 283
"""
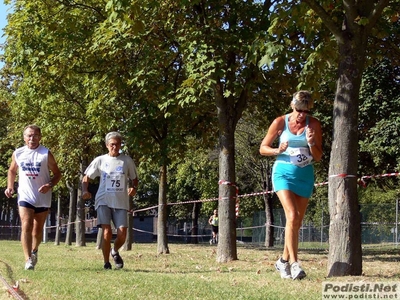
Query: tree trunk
217 147 238 262
190 202 201 244
216 92 238 262
301 0 389 277
54 193 61 245
263 163 274 248
264 194 274 248
124 195 133 250
11 198 18 239
157 163 170 254
75 188 86 246
65 182 76 246
76 161 87 247
327 39 365 277
96 228 103 249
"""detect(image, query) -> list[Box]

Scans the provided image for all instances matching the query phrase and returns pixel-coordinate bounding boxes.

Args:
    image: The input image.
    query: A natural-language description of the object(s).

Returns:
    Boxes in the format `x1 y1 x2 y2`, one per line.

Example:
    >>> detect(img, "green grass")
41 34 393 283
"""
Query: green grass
0 241 399 300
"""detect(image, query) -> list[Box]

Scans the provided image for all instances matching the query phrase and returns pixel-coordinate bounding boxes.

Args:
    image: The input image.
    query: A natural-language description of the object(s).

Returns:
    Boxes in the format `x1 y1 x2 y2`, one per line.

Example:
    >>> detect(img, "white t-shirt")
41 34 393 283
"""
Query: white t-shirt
84 153 138 210
15 145 52 207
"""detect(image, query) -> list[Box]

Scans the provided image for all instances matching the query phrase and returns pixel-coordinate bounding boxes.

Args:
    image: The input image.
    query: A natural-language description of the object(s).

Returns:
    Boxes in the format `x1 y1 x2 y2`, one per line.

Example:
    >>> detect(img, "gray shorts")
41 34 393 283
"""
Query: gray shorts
96 205 128 228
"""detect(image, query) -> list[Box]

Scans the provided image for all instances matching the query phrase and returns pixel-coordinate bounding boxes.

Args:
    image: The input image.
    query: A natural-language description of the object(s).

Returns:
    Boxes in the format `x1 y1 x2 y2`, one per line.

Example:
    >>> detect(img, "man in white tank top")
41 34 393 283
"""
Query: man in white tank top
5 125 62 270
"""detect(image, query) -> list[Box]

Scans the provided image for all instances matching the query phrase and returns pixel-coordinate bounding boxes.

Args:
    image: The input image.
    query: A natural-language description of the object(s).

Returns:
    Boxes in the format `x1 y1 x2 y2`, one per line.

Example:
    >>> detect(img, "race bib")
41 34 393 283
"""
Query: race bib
106 173 126 193
287 147 313 168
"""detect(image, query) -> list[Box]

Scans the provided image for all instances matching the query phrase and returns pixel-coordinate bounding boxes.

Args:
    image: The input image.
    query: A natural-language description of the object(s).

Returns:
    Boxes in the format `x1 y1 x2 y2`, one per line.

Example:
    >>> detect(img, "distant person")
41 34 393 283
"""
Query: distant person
208 209 219 244
259 91 322 280
5 125 62 270
82 132 138 270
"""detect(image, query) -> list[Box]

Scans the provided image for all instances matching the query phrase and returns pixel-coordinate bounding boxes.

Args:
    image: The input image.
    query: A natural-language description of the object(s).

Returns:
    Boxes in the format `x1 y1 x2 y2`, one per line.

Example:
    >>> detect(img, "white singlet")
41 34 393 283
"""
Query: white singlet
14 145 52 208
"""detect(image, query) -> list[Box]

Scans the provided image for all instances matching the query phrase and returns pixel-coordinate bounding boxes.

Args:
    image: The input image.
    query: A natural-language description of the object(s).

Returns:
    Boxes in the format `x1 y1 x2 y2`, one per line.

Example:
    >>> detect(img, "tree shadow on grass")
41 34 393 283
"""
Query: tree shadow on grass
362 248 400 263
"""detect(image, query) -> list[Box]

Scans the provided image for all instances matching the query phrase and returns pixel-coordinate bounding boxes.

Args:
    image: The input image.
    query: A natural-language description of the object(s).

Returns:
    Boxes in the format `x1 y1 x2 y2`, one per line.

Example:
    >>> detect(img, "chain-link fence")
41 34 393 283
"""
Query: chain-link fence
1 202 399 247
251 201 400 248
252 210 329 248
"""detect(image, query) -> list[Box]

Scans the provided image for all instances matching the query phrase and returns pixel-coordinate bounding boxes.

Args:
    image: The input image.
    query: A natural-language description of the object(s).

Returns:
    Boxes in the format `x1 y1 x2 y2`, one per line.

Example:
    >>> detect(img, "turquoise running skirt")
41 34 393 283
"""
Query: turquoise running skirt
272 161 314 198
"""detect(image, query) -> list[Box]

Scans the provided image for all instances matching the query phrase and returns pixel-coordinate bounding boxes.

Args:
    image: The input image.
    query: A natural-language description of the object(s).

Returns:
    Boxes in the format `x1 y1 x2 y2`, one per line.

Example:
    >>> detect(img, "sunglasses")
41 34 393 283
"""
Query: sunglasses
295 108 311 114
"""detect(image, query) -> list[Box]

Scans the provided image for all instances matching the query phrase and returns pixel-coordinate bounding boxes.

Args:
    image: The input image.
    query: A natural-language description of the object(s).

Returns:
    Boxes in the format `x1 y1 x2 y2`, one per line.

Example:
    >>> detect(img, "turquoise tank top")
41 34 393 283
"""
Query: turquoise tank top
276 114 310 164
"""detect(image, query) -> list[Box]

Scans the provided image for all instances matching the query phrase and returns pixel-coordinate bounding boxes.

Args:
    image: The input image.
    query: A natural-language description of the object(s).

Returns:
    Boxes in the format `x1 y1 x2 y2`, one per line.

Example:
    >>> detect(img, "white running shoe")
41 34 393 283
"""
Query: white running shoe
291 262 306 280
25 258 34 270
111 251 124 269
275 258 291 279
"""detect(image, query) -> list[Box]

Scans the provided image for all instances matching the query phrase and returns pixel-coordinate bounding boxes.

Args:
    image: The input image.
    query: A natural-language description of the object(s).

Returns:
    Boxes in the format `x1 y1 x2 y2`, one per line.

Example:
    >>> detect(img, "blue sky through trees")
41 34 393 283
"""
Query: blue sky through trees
0 2 10 66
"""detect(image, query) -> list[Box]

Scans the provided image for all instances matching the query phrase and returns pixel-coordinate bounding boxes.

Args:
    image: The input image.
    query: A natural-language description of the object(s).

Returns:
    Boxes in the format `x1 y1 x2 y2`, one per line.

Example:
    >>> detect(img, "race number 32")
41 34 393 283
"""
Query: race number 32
288 147 313 167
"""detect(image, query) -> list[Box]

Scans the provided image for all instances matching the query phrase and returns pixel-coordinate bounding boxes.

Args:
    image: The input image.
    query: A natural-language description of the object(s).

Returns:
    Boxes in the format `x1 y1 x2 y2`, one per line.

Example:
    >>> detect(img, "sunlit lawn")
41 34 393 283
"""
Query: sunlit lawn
0 241 399 300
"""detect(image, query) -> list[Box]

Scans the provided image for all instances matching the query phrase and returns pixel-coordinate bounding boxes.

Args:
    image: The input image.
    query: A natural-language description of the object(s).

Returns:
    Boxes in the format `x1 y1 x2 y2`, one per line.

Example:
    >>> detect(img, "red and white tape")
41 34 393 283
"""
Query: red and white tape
329 172 400 187
0 269 23 300
329 173 357 178
128 171 400 216
360 172 399 180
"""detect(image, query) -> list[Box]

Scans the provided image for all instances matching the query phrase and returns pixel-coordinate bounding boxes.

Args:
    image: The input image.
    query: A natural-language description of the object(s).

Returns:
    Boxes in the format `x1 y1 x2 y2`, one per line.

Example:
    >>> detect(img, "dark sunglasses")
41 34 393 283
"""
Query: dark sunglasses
295 108 311 114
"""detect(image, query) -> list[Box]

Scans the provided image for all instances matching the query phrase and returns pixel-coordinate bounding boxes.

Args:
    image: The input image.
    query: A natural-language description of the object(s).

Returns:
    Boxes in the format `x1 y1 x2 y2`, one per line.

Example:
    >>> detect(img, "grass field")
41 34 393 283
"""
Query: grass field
0 241 399 300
